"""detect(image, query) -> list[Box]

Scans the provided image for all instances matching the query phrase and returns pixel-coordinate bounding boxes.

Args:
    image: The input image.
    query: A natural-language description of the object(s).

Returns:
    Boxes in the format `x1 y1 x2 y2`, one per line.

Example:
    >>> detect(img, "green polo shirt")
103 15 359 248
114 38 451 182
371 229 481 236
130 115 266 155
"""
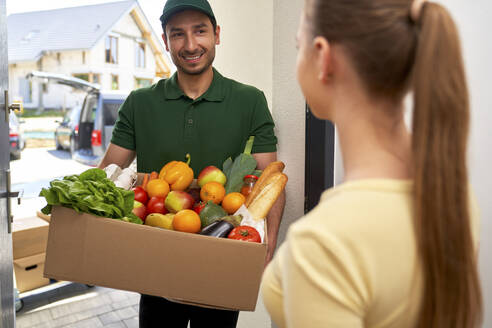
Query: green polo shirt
111 68 277 175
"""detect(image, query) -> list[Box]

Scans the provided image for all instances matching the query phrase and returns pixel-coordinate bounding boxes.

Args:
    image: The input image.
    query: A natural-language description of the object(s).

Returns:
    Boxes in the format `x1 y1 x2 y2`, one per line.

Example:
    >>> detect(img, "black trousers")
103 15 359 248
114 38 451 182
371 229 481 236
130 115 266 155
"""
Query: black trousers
139 294 239 328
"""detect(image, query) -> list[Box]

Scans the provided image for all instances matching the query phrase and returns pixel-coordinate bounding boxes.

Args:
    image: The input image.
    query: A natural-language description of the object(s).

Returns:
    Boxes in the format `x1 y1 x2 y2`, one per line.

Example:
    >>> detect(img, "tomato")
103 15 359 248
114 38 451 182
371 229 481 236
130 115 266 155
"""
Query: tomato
132 186 148 205
193 201 207 215
146 196 168 214
228 226 261 243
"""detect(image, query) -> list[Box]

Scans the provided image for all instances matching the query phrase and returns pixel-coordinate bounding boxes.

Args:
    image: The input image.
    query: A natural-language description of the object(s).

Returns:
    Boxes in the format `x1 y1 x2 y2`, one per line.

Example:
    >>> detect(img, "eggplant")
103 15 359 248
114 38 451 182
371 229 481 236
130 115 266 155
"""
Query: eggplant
200 220 235 238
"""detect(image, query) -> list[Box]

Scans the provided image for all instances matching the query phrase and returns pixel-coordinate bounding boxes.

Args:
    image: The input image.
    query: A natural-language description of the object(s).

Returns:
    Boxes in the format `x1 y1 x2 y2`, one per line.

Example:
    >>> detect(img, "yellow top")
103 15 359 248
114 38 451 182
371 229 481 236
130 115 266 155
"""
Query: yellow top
261 179 480 328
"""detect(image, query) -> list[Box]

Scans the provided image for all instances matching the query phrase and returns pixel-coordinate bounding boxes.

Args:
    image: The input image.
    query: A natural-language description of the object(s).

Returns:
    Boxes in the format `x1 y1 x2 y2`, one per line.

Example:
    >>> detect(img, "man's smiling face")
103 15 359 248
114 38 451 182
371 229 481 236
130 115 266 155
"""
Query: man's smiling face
163 10 220 76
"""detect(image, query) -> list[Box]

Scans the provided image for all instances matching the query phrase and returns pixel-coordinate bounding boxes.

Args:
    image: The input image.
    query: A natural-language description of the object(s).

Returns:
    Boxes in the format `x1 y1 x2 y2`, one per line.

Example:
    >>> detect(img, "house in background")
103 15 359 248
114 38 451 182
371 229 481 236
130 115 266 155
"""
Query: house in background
7 0 172 111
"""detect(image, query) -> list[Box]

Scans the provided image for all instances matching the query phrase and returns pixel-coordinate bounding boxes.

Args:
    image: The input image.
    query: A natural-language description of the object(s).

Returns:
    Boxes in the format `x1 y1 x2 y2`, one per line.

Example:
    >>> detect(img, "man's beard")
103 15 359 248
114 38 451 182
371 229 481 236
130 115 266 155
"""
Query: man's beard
173 49 216 76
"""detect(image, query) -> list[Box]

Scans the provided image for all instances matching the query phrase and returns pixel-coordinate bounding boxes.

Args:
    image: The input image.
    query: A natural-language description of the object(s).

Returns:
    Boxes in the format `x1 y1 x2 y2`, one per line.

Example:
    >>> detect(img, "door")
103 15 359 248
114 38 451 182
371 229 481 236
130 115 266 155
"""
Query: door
0 0 15 326
304 105 335 213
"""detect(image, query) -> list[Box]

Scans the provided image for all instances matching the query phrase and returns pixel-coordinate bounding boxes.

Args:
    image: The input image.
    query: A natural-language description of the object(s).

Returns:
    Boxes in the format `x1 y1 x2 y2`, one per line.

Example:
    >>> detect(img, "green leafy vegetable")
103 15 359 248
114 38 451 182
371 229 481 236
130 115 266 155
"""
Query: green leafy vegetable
118 213 143 225
39 168 137 223
223 136 257 194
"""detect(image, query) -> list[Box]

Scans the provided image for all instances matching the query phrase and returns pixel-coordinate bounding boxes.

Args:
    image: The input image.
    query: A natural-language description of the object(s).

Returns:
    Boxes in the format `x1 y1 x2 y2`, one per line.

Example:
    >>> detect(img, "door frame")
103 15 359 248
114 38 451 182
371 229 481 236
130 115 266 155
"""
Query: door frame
304 104 335 213
0 0 16 325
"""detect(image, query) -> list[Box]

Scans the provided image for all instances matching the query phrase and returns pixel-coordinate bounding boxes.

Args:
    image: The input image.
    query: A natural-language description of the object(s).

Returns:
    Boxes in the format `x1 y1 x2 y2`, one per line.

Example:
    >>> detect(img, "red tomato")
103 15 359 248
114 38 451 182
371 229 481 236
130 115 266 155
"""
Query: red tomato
228 226 261 243
193 201 207 215
146 196 168 214
132 186 148 205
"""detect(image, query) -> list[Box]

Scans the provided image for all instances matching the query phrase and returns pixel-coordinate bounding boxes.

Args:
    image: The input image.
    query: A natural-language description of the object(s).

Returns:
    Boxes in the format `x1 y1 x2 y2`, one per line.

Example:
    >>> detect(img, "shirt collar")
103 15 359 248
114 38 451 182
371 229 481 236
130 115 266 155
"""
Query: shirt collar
163 67 225 102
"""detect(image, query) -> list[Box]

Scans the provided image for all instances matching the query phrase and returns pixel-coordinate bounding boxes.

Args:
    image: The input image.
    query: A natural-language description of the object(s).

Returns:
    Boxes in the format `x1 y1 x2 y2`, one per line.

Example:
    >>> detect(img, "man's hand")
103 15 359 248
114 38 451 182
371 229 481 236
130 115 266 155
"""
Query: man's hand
264 190 285 267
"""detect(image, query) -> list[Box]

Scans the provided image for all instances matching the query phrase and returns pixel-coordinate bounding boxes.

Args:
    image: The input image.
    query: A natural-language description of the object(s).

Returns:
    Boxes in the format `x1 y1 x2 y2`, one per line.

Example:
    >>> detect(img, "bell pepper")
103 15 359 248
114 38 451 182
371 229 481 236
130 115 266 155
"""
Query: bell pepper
159 154 194 191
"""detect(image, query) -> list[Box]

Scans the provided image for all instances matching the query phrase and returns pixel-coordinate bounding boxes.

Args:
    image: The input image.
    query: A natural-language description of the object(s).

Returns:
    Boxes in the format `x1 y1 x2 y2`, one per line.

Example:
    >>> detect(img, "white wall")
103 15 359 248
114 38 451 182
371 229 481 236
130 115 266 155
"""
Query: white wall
209 0 273 109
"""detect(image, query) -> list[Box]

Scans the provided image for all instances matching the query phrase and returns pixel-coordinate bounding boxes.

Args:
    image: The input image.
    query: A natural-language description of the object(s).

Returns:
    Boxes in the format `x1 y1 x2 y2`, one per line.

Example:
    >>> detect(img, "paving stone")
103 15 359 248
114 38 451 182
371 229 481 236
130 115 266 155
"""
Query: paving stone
50 303 74 320
98 311 121 325
48 314 80 328
110 297 140 310
107 290 132 303
114 306 138 320
16 309 53 328
29 322 53 328
74 304 113 321
123 317 139 328
70 317 103 328
104 323 126 328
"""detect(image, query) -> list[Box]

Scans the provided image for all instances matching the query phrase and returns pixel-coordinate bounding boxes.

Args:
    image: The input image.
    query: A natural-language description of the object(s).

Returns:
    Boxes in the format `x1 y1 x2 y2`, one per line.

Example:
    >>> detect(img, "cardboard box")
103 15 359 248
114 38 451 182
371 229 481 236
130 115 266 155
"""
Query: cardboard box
12 216 49 260
14 253 50 293
44 206 267 311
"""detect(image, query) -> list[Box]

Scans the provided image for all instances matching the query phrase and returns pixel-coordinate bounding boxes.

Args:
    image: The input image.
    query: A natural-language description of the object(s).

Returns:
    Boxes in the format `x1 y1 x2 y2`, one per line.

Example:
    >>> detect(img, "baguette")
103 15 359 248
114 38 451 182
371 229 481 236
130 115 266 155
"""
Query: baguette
247 172 287 220
245 161 285 207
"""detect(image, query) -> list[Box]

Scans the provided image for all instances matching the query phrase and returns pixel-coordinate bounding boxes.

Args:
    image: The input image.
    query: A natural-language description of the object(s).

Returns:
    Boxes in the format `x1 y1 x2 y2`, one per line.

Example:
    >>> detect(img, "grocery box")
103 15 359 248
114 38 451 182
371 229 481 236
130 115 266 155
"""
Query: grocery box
12 215 49 260
14 253 49 293
44 206 267 311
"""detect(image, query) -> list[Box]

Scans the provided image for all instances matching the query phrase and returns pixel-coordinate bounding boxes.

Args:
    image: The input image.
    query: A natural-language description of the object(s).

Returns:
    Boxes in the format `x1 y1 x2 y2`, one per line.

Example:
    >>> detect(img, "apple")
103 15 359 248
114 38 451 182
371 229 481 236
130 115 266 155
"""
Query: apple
132 200 147 221
165 191 194 213
147 196 168 214
132 186 148 205
145 213 175 230
197 166 227 187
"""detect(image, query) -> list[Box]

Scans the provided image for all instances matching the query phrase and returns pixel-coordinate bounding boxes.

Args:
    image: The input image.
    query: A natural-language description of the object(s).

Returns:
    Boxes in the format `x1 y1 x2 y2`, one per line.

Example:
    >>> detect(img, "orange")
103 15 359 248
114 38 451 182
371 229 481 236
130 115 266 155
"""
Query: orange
200 181 226 204
173 209 201 233
146 179 170 198
222 192 246 214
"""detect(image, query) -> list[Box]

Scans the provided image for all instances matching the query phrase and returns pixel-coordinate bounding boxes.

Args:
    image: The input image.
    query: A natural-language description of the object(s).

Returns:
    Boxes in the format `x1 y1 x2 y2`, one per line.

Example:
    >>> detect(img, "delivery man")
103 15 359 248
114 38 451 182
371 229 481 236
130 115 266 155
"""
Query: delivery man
97 0 285 326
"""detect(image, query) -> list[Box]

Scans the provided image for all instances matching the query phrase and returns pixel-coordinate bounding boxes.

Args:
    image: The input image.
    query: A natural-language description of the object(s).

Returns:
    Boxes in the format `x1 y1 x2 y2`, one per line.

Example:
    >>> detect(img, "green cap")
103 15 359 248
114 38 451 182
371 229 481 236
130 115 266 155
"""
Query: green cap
160 0 216 28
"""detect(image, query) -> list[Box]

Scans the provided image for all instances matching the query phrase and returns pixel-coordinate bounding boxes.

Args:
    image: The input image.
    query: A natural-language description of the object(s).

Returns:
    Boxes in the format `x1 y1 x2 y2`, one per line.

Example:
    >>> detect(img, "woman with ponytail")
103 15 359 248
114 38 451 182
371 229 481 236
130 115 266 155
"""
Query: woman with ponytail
261 0 482 327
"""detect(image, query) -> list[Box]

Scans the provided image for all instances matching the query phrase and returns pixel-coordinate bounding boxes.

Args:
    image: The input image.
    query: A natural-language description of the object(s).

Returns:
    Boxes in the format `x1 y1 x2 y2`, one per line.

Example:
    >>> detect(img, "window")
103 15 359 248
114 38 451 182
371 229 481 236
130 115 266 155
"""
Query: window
111 75 119 90
135 41 146 68
19 78 32 103
73 74 89 81
92 74 101 84
135 78 152 89
105 36 118 64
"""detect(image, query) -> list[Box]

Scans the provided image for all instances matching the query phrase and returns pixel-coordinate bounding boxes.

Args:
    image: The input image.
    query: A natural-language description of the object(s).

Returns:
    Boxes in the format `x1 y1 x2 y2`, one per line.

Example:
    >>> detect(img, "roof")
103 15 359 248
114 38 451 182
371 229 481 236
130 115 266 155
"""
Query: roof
7 0 136 63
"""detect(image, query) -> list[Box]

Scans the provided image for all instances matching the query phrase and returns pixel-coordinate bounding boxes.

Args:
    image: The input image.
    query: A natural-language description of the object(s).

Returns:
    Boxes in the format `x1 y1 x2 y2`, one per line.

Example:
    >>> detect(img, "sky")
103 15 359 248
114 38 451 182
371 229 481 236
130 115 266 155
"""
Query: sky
6 0 167 46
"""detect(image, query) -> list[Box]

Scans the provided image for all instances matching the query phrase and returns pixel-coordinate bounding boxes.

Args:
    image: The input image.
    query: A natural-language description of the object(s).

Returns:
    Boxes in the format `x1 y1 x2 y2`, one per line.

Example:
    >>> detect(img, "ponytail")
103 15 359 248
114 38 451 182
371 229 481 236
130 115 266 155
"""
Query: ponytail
411 3 482 327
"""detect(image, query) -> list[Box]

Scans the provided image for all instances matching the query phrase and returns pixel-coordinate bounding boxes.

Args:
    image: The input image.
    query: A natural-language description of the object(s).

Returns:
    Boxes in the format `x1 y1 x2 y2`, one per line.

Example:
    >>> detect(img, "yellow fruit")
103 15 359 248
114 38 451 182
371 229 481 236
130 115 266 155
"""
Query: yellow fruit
222 192 246 214
200 181 226 205
173 209 201 233
146 179 170 198
145 213 174 230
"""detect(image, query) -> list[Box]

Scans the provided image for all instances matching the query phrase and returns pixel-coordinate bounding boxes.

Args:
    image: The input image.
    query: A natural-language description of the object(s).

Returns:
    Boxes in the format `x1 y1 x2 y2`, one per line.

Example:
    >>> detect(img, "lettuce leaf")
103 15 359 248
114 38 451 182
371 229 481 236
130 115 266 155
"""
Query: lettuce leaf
39 168 136 223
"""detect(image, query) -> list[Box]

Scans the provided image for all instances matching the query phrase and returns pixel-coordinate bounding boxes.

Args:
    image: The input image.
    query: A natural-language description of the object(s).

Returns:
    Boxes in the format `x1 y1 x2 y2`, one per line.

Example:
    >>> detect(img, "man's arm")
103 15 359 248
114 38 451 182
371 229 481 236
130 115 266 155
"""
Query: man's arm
97 143 136 169
252 152 286 265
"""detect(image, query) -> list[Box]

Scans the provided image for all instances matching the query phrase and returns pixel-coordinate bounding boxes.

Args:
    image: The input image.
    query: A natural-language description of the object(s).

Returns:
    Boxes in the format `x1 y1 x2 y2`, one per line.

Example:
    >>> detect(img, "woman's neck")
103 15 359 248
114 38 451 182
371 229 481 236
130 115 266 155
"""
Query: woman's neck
335 97 413 182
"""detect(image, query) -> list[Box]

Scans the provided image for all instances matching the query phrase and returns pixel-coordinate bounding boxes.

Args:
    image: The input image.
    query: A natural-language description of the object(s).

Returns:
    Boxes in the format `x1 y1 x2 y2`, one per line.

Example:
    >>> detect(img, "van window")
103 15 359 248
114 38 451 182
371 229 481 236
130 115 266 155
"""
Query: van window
103 101 122 126
81 95 98 123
